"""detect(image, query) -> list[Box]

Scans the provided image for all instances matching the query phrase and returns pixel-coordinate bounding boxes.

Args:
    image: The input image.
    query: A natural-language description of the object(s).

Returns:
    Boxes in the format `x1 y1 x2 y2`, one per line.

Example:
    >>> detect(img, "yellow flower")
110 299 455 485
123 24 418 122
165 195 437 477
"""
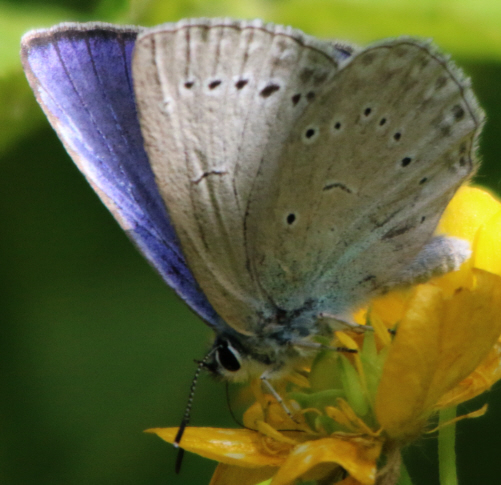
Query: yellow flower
148 186 501 485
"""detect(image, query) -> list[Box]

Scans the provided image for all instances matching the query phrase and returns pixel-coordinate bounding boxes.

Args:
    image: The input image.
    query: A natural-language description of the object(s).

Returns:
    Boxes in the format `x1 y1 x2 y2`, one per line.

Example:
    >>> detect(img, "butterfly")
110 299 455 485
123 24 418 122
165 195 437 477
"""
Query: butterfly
21 18 483 386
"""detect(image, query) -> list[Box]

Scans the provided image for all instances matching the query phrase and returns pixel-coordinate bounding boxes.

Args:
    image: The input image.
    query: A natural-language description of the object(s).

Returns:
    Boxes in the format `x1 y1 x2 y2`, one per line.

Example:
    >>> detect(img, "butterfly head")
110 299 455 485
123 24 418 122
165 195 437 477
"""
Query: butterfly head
202 323 320 382
202 333 272 381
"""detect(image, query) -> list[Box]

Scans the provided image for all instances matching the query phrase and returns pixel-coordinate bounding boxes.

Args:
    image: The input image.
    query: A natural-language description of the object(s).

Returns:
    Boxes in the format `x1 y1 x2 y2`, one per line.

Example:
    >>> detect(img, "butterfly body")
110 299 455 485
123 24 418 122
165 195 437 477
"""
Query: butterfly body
21 19 483 381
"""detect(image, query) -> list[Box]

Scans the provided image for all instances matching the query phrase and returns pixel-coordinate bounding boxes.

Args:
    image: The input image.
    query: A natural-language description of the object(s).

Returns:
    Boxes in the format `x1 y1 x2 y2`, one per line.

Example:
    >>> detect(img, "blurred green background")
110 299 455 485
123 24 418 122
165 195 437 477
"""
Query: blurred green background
1 0 501 484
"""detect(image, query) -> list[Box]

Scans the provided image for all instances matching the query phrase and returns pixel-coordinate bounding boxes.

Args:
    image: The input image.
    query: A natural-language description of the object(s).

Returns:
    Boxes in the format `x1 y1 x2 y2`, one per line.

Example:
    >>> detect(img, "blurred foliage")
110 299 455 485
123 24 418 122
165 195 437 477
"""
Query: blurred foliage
2 1 501 485
2 0 501 156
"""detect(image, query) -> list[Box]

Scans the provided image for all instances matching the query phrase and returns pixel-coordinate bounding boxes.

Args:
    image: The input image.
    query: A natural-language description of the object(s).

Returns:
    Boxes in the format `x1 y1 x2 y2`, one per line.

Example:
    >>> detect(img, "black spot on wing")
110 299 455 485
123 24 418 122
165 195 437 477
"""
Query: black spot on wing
260 83 280 97
208 79 222 89
292 93 301 105
235 79 248 89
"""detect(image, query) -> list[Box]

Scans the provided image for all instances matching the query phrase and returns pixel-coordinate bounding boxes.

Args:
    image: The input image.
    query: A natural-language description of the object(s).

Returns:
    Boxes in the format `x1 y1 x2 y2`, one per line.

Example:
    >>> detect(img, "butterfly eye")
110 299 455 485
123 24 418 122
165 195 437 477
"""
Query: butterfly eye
216 342 241 372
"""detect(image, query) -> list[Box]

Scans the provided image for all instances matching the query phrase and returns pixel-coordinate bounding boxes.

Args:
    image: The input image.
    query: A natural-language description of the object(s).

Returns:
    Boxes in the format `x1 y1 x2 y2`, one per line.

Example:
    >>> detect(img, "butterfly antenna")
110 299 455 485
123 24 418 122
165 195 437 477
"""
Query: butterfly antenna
225 382 248 429
174 347 218 474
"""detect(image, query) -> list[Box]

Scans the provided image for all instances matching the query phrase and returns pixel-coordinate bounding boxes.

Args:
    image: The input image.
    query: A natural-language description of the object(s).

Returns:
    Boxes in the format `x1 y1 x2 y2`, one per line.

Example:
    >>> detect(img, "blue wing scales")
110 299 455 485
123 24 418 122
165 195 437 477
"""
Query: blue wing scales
21 23 221 327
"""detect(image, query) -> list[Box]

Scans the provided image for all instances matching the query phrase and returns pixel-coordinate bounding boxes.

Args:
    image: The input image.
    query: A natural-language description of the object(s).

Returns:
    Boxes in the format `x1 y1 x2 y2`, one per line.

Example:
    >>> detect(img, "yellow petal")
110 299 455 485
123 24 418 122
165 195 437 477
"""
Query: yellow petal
437 339 501 408
376 269 501 439
369 288 412 328
426 270 501 407
147 427 286 467
375 284 443 439
243 398 308 433
427 404 488 433
436 186 501 291
256 421 299 446
437 186 501 242
475 209 501 276
209 463 277 485
270 436 381 485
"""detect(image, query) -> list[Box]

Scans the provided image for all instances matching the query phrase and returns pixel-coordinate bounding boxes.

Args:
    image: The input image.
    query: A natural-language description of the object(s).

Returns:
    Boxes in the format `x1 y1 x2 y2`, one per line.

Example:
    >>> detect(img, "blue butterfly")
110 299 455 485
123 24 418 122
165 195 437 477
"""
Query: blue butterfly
21 19 482 390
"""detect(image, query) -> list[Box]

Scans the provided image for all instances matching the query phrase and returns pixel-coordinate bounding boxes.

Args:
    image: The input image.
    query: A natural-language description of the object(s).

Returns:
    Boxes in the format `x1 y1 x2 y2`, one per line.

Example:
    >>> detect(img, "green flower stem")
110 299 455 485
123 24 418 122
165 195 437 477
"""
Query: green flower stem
398 460 413 485
438 407 458 485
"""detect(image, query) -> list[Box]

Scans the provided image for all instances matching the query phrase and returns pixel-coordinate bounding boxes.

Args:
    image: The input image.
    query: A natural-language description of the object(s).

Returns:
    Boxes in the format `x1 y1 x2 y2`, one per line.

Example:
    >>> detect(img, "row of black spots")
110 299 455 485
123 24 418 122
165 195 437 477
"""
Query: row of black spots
435 105 466 138
433 78 469 125
458 142 468 167
183 77 329 103
183 79 223 90
329 106 396 134
363 107 401 134
291 91 316 106
405 164 429 188
183 78 250 90
363 107 387 126
331 119 398 136
184 78 321 104
360 106 406 140
458 141 468 167
182 78 285 98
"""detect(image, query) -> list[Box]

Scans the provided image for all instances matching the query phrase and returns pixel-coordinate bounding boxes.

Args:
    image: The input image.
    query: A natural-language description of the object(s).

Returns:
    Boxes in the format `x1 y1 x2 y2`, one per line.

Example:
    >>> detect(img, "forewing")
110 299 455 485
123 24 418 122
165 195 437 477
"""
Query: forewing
133 19 350 334
21 22 220 326
246 40 484 313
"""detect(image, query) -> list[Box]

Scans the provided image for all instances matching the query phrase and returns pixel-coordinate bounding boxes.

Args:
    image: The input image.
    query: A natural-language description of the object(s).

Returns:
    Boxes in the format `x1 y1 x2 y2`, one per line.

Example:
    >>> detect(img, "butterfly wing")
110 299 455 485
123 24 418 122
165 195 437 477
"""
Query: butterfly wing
245 39 484 314
133 18 352 335
134 21 483 335
21 22 221 327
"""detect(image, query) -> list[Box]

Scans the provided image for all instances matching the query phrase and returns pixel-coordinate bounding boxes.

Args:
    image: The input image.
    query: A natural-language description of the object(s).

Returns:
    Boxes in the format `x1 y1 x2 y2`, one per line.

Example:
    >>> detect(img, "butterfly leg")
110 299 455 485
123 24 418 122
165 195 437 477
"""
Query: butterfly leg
260 372 294 418
292 339 358 353
317 313 371 334
386 235 470 289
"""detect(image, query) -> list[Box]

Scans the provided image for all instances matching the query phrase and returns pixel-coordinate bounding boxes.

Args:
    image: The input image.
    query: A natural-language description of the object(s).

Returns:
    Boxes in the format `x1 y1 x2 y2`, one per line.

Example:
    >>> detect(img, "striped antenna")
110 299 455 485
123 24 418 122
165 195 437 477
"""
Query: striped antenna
174 346 218 473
